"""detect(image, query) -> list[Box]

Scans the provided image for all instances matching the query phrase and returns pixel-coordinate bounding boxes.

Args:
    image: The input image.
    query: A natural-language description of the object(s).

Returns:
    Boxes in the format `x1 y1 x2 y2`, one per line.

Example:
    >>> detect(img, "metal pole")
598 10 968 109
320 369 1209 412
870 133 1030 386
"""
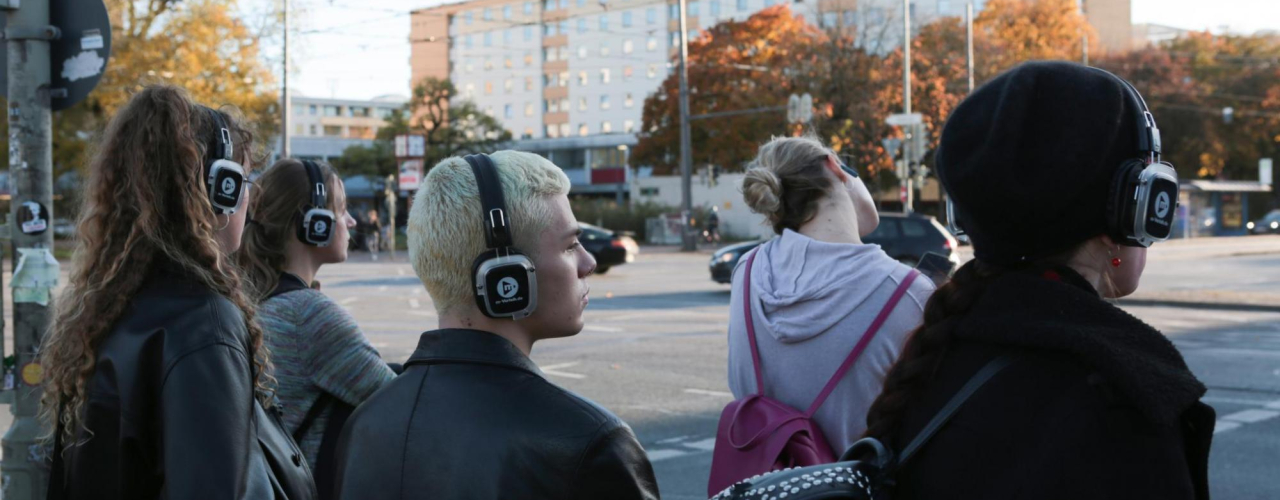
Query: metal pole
3 0 54 495
281 0 291 158
1079 0 1088 66
677 0 695 251
902 0 913 213
966 2 974 93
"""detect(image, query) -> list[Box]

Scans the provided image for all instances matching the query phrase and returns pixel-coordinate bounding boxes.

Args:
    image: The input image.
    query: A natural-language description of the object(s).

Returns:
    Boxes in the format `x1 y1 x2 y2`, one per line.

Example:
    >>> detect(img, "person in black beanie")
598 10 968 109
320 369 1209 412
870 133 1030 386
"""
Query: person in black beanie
862 61 1213 499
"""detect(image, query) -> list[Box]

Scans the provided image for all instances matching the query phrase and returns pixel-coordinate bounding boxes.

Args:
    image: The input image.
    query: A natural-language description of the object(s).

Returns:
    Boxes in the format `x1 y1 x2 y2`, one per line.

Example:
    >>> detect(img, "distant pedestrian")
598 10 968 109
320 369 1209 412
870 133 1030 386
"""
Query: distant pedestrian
333 151 659 500
237 158 395 500
366 210 382 260
863 61 1210 499
721 135 934 466
40 85 314 500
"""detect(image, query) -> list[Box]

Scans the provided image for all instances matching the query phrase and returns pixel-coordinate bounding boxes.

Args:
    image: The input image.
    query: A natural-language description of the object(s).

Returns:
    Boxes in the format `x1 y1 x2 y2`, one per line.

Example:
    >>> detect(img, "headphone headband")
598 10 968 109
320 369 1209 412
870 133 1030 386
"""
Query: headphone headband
301 159 328 210
203 106 233 162
1093 68 1161 163
463 154 514 249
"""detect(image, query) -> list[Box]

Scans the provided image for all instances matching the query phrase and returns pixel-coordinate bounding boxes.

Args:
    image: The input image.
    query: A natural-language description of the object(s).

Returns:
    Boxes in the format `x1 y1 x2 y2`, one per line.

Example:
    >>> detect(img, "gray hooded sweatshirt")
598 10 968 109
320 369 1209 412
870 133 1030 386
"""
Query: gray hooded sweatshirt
727 229 935 452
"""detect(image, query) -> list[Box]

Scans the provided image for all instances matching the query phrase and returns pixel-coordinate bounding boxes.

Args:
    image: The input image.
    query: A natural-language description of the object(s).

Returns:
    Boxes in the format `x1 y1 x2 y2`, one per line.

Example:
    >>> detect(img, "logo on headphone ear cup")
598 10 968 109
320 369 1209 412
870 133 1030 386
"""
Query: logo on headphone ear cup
1154 191 1170 219
497 277 520 299
313 219 329 235
221 177 237 195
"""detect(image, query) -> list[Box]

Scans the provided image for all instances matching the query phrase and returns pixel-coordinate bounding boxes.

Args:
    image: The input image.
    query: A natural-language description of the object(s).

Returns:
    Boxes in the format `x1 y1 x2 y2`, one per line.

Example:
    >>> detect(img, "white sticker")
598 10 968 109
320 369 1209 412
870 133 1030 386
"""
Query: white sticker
61 50 106 82
81 35 104 50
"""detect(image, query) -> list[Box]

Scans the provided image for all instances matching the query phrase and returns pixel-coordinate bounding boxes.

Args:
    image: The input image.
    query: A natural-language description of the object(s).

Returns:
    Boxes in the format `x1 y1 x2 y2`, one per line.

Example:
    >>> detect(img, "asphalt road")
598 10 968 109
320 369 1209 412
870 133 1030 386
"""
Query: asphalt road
2 237 1278 499
317 239 1280 500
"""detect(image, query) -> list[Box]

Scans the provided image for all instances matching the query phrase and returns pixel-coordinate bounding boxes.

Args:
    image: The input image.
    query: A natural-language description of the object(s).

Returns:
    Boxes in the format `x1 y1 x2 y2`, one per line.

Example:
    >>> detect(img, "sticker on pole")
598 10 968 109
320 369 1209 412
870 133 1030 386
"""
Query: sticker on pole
20 362 42 386
11 248 61 307
18 201 49 235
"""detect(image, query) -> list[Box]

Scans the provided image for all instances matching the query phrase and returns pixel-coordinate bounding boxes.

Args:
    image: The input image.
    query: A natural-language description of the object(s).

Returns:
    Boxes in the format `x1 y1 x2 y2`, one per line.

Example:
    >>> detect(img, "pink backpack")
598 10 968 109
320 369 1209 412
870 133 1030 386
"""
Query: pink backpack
707 250 920 496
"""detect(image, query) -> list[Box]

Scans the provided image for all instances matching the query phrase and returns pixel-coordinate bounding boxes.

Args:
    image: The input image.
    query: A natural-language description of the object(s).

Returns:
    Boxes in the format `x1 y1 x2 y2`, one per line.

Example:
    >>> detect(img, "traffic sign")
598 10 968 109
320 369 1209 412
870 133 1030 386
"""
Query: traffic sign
881 137 902 158
0 0 113 111
885 113 923 126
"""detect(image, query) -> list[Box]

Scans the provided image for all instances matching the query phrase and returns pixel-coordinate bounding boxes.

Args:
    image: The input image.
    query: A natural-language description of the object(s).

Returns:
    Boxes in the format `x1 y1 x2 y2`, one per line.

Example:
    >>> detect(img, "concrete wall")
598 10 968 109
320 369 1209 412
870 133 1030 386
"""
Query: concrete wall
631 172 774 240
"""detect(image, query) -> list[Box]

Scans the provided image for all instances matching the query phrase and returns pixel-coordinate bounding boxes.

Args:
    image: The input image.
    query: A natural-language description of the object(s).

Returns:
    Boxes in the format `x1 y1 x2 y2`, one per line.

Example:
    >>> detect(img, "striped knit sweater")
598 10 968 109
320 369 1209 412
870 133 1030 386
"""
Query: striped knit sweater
258 276 396 468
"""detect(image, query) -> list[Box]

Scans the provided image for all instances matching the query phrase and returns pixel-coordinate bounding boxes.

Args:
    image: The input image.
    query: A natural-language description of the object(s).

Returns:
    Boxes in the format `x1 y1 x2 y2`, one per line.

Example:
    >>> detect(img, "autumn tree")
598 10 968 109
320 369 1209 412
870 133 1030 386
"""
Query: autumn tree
634 6 822 175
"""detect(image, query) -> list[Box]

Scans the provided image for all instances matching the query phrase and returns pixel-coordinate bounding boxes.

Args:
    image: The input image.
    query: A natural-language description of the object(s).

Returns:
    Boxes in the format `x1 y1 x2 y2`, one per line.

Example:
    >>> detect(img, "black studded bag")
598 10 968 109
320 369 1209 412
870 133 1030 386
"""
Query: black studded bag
709 356 1011 500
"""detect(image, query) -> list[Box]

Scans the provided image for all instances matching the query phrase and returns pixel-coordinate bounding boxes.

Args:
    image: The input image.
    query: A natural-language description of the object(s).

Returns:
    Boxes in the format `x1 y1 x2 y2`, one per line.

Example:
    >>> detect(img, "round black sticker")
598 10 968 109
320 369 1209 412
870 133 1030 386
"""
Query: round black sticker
18 201 49 235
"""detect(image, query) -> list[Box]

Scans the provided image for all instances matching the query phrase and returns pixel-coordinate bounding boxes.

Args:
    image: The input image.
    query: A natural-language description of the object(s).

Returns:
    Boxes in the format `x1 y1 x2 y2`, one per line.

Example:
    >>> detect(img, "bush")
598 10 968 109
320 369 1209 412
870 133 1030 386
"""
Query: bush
570 199 705 242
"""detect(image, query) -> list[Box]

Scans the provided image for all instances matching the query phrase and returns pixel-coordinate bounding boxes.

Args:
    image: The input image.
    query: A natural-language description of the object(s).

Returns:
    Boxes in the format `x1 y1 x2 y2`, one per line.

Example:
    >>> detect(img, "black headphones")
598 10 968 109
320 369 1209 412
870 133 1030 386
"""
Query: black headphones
202 106 247 215
1100 70 1179 248
463 154 538 320
297 159 337 247
945 72 1180 249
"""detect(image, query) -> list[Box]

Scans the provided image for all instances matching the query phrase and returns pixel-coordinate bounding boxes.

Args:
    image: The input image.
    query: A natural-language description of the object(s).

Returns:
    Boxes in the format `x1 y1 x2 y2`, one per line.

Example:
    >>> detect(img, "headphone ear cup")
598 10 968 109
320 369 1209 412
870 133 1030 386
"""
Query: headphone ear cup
1107 160 1145 241
472 249 501 317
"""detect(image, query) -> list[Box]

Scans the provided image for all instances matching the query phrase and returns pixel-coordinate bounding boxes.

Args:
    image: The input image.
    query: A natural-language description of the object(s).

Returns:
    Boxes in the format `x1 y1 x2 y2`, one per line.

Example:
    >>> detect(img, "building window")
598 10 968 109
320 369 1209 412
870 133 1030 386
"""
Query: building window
600 45 611 56
578 71 588 86
544 24 554 36
600 95 611 109
579 46 588 59
295 124 304 134
525 26 533 41
763 0 774 6
579 97 588 110
309 105 317 115
622 11 633 27
525 102 534 116
669 3 678 18
623 39 634 53
710 0 720 18
324 125 342 136
465 83 475 97
579 123 589 136
559 72 570 87
737 0 748 11
504 104 513 118
623 65 634 80
525 1 534 14
559 0 568 9
601 121 612 133
525 76 533 91
504 29 512 44
670 30 679 46
546 125 559 138
324 105 340 117
822 12 838 28
465 62 474 73
560 20 569 34
647 36 658 51
599 14 608 31
843 10 857 26
465 34 473 48
485 81 494 94
559 123 570 137
464 11 473 24
648 64 658 78
689 1 699 17
483 7 493 20
309 124 317 135
625 93 634 107
525 52 534 65
624 120 635 133
600 68 611 83
485 32 494 46
648 7 658 24
524 128 533 139
505 56 513 68
504 5 512 19
544 47 555 61
505 78 514 92
544 0 555 10
578 18 587 33
351 106 370 117
578 0 586 6
484 57 494 70
561 97 570 110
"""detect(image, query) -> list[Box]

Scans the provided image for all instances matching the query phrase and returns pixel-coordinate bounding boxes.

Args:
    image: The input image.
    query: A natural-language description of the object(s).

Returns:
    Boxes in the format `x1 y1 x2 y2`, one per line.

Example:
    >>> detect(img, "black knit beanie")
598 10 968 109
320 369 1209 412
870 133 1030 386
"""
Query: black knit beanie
937 61 1144 265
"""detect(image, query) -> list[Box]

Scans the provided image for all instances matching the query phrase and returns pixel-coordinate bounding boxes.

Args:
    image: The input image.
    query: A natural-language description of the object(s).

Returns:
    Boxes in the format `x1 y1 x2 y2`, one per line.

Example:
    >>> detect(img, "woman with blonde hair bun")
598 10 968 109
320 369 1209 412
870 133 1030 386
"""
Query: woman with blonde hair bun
726 134 935 453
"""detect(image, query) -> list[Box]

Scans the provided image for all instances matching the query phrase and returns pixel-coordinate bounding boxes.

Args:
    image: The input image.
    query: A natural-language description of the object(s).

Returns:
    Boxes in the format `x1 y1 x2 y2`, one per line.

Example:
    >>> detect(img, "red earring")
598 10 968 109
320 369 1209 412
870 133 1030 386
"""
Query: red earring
1111 257 1122 268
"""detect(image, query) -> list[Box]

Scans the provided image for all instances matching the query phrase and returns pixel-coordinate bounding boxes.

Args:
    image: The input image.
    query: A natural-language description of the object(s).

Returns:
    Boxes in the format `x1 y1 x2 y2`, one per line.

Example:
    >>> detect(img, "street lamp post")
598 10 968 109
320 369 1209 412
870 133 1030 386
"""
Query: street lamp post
677 0 695 251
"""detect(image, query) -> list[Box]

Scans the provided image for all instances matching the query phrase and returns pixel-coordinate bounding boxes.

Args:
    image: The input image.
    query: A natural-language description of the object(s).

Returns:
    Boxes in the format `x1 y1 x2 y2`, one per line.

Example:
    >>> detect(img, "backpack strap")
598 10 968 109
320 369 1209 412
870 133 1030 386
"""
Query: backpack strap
895 355 1013 467
804 269 920 416
268 272 311 300
742 250 766 395
292 392 336 444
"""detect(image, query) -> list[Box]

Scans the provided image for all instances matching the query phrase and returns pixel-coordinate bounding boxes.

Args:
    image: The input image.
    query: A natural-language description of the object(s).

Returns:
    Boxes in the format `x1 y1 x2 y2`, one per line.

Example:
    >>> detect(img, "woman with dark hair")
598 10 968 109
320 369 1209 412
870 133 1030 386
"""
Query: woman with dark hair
863 61 1212 499
237 158 395 498
40 85 314 500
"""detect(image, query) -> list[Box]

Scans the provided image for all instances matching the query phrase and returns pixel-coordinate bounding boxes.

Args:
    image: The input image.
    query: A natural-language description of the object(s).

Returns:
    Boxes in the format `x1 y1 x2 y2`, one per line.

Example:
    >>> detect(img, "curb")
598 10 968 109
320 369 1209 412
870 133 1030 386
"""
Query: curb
1117 298 1280 313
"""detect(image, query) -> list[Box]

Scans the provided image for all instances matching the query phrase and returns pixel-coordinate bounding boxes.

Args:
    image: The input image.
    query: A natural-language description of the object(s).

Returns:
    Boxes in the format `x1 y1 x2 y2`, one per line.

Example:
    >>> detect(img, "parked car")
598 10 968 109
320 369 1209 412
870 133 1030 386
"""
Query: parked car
709 213 960 284
1247 210 1280 234
579 222 639 274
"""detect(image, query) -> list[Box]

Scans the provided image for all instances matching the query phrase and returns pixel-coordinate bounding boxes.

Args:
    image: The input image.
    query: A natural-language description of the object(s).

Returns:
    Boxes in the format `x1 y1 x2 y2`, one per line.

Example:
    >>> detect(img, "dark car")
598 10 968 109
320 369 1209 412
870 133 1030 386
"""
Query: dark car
1247 210 1280 234
579 222 639 274
709 213 959 284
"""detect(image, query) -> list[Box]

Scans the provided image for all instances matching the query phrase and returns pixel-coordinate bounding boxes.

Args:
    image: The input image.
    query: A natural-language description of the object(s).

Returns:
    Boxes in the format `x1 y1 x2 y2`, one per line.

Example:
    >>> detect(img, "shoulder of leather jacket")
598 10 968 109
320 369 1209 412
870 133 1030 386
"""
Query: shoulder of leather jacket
122 270 253 363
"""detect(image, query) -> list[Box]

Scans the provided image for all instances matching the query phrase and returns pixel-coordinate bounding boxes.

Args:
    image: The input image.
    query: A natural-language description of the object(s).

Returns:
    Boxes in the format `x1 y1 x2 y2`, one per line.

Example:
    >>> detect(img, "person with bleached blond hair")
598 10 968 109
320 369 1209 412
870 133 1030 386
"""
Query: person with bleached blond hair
333 151 660 500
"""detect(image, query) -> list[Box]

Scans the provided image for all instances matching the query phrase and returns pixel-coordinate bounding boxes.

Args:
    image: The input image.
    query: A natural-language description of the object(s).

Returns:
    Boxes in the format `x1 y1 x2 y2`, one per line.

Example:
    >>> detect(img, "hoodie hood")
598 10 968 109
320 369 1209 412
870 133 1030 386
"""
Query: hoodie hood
750 229 906 343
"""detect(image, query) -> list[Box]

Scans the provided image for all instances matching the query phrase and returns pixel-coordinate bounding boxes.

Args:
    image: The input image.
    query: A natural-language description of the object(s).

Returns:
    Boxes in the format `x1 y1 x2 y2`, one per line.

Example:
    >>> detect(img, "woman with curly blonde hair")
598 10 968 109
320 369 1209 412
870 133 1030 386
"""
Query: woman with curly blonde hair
40 85 314 500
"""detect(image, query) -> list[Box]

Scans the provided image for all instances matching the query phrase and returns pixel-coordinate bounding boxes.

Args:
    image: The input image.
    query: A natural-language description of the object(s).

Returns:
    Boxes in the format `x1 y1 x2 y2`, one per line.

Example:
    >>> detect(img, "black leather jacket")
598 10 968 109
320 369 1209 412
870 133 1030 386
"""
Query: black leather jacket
334 329 660 500
48 266 316 500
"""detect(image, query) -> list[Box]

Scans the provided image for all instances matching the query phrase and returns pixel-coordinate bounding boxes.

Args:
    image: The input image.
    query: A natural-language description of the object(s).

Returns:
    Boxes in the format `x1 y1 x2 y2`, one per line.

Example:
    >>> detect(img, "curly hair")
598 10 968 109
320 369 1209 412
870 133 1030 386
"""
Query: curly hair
39 85 273 441
236 158 340 301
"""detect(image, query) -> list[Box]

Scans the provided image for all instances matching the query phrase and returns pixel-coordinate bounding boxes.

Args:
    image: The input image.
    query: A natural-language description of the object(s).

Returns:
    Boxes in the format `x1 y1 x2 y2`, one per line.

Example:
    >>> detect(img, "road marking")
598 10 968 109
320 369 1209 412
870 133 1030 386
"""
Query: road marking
540 362 586 379
684 388 734 398
1266 399 1280 410
397 268 405 276
413 287 423 296
378 285 388 292
1203 396 1276 406
1215 421 1242 434
583 325 624 333
340 297 359 305
1221 409 1280 424
658 435 691 444
684 437 717 451
407 310 436 317
409 298 421 309
647 449 691 462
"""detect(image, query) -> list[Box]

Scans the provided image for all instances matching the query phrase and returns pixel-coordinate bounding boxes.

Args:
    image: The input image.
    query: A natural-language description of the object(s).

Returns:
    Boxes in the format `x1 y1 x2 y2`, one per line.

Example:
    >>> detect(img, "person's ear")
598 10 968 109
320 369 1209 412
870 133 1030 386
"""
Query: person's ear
822 154 848 183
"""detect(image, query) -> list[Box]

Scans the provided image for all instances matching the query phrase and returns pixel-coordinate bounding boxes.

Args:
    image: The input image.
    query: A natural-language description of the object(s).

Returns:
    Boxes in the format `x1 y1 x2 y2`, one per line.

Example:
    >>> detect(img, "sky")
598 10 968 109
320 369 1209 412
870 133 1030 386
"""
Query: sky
269 0 1280 101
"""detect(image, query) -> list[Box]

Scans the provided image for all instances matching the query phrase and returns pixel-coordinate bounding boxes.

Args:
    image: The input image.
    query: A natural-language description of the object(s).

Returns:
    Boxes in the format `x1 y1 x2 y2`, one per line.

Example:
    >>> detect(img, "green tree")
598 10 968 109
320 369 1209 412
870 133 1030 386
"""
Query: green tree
405 77 512 168
330 142 397 178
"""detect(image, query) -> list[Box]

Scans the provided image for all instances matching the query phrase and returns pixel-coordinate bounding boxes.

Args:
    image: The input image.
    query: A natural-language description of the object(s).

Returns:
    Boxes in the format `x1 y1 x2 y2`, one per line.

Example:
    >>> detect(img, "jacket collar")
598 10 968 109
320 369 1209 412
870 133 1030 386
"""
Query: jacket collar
405 329 544 377
956 265 1206 427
